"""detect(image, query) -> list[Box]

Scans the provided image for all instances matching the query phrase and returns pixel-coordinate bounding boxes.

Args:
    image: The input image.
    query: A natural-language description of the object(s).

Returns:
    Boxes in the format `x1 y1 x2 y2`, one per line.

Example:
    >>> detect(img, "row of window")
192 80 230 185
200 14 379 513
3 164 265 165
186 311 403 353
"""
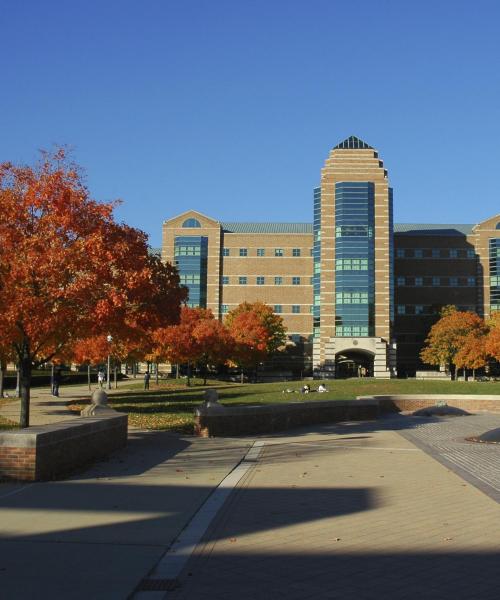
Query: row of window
397 304 476 315
175 245 202 256
397 276 476 287
224 276 309 285
396 248 476 259
223 247 312 257
491 276 500 287
336 258 369 271
335 325 369 337
336 291 370 304
220 304 312 314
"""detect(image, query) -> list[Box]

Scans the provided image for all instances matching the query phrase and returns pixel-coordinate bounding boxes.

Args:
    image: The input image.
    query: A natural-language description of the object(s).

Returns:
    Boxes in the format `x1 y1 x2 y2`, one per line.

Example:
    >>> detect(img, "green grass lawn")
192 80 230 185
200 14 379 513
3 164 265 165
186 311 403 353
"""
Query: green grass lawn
68 377 500 434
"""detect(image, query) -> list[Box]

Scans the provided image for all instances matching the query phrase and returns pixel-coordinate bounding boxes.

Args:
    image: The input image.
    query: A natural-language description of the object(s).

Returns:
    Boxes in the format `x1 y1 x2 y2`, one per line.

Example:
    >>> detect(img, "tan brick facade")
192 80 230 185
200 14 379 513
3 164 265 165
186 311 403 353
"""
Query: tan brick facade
160 139 499 378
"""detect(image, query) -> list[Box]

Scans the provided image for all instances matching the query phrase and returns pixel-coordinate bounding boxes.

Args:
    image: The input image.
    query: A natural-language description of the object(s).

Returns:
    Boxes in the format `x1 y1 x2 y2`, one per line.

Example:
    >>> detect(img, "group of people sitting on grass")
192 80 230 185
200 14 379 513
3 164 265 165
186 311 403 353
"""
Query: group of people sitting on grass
282 383 328 394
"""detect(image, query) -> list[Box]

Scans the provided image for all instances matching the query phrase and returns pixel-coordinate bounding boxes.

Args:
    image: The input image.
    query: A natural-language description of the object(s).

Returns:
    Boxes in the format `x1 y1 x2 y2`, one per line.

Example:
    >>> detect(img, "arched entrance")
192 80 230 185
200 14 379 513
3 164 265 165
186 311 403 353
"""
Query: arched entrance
335 349 374 378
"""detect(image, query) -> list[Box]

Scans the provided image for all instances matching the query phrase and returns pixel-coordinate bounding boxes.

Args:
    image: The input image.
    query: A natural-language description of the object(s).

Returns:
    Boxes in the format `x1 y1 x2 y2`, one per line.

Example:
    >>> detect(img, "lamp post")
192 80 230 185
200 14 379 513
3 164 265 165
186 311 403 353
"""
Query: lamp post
106 334 113 390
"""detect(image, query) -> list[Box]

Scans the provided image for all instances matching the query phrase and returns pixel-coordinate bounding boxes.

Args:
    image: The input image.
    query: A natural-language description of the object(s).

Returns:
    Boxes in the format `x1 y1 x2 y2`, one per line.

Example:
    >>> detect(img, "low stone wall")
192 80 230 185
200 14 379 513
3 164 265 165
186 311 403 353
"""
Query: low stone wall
195 399 379 437
0 414 127 481
360 394 500 414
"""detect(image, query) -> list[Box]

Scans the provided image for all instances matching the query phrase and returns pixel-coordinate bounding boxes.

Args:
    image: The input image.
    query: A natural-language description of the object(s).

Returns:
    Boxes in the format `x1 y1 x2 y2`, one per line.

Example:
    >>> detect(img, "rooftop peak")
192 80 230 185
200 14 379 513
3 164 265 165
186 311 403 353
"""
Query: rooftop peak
334 135 373 150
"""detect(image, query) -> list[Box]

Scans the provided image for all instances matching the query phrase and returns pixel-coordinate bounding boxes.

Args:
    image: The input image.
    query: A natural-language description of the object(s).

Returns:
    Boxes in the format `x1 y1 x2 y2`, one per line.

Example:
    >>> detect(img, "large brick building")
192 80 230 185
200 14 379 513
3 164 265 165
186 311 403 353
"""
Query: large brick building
162 136 500 378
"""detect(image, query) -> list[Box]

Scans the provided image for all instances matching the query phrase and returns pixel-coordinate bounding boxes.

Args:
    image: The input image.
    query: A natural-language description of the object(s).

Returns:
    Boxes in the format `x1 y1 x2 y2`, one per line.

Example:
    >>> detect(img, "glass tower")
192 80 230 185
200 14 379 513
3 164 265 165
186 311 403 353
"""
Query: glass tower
334 182 375 337
174 235 208 307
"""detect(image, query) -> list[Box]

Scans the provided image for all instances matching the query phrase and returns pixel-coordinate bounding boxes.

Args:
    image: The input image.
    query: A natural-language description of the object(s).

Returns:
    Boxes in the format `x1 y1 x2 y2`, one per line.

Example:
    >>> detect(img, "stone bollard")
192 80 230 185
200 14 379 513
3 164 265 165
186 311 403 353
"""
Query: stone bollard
203 388 226 411
81 389 117 417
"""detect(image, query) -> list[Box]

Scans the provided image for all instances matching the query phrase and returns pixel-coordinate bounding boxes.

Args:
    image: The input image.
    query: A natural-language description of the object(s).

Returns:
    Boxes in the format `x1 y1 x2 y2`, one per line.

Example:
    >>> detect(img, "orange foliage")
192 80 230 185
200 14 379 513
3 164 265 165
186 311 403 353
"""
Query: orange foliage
0 149 186 426
420 306 486 372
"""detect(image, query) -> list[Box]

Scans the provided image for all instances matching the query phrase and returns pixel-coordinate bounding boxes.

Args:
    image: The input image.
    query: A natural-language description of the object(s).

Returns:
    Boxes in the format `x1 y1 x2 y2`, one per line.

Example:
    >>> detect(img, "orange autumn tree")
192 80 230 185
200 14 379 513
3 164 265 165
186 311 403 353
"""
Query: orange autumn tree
153 306 233 385
485 312 500 363
225 301 286 381
0 149 185 427
454 330 488 379
420 305 486 377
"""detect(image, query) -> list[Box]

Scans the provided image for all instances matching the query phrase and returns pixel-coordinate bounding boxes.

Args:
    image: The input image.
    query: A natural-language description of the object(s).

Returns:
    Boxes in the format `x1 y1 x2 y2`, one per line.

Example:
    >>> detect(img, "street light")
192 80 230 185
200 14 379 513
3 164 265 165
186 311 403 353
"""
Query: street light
106 334 113 390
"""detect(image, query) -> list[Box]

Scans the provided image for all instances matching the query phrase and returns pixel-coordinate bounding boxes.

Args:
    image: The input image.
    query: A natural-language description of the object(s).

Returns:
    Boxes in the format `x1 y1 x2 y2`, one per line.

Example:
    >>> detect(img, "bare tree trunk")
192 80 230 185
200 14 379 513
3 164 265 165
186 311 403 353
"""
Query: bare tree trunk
176 364 179 379
114 365 117 389
240 369 244 384
187 361 191 387
88 364 91 391
0 361 4 399
155 362 159 386
19 341 31 428
51 363 55 395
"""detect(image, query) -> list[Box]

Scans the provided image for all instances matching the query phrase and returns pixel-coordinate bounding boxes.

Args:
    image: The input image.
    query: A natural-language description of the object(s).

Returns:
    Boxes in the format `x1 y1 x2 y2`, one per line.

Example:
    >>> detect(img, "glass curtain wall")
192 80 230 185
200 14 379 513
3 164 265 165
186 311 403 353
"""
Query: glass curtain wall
313 187 321 338
490 238 500 312
335 182 375 337
174 235 208 307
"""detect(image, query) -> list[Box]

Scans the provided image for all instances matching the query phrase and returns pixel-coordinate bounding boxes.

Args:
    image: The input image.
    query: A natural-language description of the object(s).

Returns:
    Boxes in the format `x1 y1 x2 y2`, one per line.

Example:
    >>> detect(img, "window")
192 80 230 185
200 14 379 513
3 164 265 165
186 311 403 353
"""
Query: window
256 276 265 285
175 245 201 256
292 305 301 313
310 277 314 285
336 258 368 271
415 277 423 286
275 248 284 257
415 305 424 315
292 248 301 257
182 218 201 228
397 248 405 258
274 305 282 313
222 248 230 256
180 274 200 284
467 277 476 286
496 222 500 230
221 304 228 313
432 277 440 286
257 248 265 256
491 276 500 286
467 249 475 258
336 291 369 304
274 276 283 285
239 276 247 285
397 305 406 315
397 277 405 286
310 305 314 313
450 277 458 287
449 249 458 259
222 276 229 285
415 249 423 258
292 277 301 285
431 249 440 258
239 248 248 257
310 248 314 256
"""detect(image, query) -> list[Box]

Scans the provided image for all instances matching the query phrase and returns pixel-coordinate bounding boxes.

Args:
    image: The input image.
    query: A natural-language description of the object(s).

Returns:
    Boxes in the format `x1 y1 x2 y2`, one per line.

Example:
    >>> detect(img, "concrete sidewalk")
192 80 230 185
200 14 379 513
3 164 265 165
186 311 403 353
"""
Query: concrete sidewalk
0 429 253 599
0 381 131 425
2 415 500 599
169 417 500 600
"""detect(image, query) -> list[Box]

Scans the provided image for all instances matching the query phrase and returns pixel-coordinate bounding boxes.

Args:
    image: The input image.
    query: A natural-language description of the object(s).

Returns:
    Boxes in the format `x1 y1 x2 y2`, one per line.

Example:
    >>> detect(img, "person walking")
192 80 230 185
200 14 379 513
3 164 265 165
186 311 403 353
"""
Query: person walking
97 370 105 388
52 367 62 397
144 370 151 390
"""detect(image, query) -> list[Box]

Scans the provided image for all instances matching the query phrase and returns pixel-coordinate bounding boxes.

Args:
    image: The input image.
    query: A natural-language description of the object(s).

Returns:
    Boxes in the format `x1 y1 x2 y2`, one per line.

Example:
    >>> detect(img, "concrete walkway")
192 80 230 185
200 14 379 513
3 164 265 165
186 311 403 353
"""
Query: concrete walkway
0 381 130 425
2 413 500 598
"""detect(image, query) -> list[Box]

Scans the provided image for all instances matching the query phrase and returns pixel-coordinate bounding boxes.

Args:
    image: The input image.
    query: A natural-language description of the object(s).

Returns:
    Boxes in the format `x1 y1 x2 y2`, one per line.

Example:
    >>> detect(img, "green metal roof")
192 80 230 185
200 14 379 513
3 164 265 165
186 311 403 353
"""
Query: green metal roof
222 222 313 234
394 224 473 236
334 136 373 150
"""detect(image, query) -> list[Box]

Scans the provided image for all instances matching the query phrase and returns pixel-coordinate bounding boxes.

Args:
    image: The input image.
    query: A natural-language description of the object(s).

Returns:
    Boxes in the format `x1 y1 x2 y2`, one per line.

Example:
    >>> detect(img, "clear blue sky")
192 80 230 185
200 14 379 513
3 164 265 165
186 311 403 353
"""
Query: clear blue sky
2 0 499 246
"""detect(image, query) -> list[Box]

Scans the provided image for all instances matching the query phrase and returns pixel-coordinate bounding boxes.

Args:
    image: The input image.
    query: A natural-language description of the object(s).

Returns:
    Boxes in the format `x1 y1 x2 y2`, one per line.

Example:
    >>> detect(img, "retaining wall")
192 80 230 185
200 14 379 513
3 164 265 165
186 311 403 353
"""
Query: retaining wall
0 414 127 481
195 399 379 437
364 394 500 414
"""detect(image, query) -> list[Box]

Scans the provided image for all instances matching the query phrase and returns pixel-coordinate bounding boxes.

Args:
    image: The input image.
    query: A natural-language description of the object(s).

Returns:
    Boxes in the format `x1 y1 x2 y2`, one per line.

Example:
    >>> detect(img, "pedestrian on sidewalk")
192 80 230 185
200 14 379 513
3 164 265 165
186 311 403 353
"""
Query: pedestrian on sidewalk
144 370 151 390
52 367 62 397
97 369 105 388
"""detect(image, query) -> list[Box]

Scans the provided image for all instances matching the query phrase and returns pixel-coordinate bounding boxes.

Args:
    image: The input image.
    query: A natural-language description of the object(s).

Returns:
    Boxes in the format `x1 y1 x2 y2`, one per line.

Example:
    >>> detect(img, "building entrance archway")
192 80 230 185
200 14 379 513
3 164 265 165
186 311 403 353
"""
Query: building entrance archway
335 349 374 378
